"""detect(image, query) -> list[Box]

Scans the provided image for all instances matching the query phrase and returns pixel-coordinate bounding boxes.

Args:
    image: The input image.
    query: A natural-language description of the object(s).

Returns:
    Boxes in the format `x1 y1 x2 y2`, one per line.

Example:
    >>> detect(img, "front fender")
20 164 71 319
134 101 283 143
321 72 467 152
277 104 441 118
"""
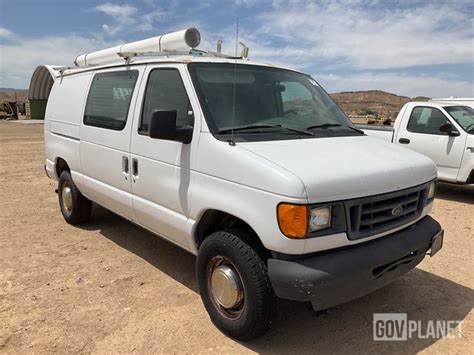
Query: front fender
188 172 308 255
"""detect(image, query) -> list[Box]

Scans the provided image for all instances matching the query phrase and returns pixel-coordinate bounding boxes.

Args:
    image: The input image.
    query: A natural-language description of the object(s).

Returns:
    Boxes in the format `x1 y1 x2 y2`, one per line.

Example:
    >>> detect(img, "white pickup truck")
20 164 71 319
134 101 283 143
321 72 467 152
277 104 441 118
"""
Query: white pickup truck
359 102 474 184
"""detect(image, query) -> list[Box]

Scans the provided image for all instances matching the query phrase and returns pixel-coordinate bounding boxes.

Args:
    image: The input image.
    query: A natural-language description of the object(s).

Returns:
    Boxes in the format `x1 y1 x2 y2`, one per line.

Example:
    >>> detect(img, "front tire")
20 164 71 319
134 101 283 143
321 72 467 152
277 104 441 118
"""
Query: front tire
58 171 92 225
196 230 278 340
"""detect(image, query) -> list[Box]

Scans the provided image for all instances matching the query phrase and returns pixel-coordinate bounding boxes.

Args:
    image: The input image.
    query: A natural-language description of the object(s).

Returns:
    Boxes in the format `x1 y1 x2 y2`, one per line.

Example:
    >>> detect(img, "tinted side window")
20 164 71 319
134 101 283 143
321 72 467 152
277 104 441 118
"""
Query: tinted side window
140 69 192 134
407 107 450 135
84 70 138 130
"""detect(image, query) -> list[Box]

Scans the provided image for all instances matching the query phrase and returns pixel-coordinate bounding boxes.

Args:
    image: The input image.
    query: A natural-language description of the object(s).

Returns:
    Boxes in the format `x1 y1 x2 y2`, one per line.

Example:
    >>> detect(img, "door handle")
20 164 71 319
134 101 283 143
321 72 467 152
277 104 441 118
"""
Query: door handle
132 158 139 178
122 156 129 178
399 138 410 144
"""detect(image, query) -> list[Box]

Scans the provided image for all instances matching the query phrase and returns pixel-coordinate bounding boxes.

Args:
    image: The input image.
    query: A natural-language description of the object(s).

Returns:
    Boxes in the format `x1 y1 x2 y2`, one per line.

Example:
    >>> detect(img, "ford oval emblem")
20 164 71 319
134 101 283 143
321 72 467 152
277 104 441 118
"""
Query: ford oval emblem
391 206 404 216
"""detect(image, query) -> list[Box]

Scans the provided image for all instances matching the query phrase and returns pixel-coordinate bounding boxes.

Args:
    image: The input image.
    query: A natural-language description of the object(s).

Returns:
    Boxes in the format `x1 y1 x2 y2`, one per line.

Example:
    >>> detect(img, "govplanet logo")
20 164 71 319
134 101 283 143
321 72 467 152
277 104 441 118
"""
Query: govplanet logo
373 313 463 341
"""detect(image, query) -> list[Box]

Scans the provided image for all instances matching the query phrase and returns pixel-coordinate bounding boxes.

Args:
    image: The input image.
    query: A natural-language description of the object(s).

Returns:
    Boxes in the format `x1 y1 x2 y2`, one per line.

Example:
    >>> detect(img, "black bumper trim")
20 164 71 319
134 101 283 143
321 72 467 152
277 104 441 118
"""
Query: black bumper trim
268 216 442 310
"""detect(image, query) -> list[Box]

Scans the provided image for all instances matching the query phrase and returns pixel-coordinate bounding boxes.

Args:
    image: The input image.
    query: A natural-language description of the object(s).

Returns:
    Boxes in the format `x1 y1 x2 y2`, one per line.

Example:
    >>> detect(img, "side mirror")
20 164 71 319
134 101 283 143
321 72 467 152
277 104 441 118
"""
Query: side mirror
149 110 193 144
439 123 460 137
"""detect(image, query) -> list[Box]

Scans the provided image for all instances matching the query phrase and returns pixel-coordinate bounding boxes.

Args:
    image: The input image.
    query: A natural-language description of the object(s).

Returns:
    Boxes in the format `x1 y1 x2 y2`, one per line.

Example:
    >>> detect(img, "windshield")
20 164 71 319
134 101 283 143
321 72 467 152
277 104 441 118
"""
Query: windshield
444 106 474 134
188 63 360 142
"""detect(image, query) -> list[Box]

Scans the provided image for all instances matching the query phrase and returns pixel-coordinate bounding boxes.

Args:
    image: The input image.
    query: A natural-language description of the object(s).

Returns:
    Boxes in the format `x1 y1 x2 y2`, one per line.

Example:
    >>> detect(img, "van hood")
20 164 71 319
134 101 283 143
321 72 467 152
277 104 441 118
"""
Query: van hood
239 136 437 202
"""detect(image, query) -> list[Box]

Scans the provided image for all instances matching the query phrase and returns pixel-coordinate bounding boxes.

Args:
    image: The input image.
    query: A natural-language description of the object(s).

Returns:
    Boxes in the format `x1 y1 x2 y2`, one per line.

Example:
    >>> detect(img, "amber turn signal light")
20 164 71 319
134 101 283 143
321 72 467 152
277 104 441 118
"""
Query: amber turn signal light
277 203 308 238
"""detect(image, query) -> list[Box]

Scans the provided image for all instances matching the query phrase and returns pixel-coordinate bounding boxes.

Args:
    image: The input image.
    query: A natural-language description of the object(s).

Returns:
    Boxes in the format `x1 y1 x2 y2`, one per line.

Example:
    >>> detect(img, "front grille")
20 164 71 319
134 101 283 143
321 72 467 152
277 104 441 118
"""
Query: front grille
346 183 430 240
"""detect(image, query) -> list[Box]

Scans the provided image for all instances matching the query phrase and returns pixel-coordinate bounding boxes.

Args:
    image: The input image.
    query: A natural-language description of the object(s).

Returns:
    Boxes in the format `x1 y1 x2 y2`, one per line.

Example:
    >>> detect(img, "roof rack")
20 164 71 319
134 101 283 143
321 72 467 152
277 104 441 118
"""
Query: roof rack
115 48 243 64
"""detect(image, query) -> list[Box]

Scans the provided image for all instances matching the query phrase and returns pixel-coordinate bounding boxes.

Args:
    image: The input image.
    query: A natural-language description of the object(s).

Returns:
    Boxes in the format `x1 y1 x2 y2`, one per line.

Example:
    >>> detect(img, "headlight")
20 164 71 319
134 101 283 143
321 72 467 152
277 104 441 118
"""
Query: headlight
309 206 332 232
277 203 335 239
427 181 436 200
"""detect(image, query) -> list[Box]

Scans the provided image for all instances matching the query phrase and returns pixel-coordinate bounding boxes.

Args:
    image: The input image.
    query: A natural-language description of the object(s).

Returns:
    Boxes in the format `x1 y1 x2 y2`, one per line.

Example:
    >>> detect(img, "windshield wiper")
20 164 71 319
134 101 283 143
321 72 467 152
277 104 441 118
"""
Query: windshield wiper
306 123 364 134
306 123 342 129
218 124 314 136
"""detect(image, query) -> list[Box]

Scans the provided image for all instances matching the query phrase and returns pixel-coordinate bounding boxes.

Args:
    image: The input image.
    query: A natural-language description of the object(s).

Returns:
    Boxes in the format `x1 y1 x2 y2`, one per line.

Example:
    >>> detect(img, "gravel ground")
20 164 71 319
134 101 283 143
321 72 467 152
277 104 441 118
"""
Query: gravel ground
0 121 472 353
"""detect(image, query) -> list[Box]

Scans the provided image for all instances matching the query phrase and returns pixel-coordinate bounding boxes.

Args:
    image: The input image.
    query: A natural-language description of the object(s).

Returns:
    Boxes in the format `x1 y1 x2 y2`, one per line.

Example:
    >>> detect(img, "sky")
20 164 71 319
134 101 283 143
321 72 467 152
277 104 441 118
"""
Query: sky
0 0 473 97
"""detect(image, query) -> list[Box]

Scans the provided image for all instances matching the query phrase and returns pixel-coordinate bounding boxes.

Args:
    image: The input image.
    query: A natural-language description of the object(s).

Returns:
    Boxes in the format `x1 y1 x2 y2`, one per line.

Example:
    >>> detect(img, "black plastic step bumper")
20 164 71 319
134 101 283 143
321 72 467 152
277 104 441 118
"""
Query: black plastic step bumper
268 216 443 311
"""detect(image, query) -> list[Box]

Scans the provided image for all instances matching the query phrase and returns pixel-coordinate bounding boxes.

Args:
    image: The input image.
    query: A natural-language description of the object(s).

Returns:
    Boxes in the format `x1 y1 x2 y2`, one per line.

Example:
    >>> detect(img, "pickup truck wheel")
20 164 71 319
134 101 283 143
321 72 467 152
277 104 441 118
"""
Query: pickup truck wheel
196 231 278 340
58 171 92 225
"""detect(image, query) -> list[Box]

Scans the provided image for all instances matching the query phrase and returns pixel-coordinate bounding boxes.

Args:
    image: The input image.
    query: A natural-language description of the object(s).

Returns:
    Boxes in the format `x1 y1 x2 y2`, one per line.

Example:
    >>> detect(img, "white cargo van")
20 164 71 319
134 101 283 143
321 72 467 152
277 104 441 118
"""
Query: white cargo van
33 29 444 340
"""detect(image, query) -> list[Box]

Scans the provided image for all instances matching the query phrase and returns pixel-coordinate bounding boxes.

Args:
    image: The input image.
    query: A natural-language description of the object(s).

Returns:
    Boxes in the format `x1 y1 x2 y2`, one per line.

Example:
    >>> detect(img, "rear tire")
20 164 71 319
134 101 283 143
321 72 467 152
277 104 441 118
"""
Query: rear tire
58 171 92 225
196 230 278 340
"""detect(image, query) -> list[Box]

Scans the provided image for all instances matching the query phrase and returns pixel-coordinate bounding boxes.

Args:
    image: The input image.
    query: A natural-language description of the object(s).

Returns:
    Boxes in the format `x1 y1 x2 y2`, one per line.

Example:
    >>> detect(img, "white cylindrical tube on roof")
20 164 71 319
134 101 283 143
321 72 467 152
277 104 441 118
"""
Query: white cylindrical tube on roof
74 45 122 67
74 28 200 67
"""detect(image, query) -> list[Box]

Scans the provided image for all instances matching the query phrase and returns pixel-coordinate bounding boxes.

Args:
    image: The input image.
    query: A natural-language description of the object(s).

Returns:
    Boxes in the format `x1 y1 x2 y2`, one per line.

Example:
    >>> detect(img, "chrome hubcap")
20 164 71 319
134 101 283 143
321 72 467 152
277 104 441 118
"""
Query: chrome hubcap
211 265 243 308
62 185 73 212
207 256 245 319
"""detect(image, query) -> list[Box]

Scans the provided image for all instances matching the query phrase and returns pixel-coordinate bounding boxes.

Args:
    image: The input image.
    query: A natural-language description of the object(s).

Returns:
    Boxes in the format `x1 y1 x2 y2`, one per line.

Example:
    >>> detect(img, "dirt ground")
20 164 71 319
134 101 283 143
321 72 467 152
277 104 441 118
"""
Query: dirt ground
0 121 472 354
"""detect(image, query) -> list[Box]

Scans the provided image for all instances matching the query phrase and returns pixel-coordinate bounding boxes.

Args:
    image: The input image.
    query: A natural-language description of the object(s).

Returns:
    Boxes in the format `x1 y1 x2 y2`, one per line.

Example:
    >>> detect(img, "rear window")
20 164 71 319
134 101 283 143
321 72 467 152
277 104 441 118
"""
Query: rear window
84 70 138 130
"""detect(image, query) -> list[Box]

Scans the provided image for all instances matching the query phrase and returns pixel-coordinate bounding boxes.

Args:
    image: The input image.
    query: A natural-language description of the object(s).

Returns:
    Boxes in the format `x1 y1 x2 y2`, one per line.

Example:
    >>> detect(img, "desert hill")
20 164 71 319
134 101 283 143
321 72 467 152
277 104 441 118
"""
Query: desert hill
330 90 430 120
0 89 28 103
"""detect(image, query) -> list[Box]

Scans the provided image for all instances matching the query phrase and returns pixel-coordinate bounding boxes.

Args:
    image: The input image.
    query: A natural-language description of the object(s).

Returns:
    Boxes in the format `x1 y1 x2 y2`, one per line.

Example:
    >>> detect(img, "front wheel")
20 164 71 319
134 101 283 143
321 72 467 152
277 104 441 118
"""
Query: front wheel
196 230 278 340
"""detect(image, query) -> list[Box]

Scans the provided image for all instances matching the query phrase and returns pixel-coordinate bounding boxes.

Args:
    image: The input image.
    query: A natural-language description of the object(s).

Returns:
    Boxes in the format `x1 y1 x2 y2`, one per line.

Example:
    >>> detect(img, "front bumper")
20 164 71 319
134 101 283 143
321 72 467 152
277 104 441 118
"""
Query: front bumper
268 216 443 311
44 159 56 180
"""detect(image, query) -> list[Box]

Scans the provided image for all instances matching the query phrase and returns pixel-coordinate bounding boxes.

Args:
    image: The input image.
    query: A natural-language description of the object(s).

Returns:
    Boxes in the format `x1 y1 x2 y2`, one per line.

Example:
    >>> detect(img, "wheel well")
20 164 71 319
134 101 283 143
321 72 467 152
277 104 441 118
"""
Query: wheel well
195 210 270 260
55 158 70 178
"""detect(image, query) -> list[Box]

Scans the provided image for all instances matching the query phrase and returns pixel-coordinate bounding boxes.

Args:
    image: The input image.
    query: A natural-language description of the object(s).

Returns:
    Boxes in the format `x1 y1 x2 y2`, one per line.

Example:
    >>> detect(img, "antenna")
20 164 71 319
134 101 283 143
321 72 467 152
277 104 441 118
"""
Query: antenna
229 18 239 146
